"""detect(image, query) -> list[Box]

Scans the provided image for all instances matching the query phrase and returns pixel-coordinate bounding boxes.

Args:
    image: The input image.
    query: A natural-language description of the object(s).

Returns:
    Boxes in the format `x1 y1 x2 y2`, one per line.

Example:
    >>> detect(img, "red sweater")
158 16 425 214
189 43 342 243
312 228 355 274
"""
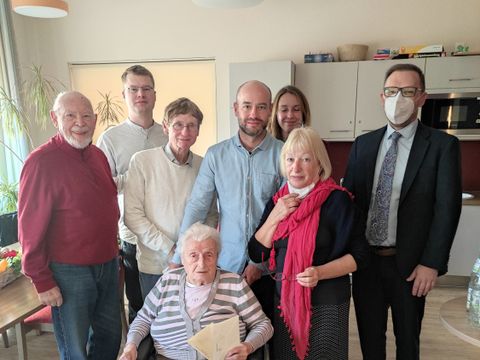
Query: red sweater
18 134 119 293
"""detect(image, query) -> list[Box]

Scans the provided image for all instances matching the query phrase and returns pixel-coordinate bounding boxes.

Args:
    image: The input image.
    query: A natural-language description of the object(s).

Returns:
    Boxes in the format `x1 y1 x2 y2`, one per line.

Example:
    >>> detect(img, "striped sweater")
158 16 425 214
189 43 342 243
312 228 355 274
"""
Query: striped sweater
126 268 273 359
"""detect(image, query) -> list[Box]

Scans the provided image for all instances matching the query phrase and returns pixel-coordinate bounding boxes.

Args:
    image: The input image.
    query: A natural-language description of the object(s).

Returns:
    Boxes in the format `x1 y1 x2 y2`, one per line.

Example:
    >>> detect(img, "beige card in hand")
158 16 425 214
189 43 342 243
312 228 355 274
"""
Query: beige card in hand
187 315 240 359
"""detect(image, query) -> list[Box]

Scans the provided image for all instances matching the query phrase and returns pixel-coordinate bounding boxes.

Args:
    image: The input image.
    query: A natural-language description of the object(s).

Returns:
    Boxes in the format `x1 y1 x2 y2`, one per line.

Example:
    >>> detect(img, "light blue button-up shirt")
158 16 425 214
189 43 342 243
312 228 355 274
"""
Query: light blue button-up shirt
174 132 284 274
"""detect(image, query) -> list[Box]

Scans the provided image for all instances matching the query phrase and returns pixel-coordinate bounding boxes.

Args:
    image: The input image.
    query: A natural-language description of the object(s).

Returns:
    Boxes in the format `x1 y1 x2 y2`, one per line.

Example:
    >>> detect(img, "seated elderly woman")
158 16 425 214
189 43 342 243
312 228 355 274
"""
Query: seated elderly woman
119 222 273 360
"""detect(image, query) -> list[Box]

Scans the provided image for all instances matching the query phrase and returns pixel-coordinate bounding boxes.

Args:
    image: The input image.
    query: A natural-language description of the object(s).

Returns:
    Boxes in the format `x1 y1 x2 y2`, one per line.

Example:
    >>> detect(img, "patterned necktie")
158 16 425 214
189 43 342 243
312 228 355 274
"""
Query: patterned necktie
368 131 401 245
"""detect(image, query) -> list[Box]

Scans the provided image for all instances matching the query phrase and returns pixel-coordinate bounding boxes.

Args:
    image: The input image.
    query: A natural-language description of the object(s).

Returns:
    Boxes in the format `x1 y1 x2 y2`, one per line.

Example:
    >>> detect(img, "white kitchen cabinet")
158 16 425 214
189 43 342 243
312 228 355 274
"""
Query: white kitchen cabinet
295 62 358 140
294 56 480 141
355 58 426 136
426 56 480 91
447 205 480 276
295 59 426 141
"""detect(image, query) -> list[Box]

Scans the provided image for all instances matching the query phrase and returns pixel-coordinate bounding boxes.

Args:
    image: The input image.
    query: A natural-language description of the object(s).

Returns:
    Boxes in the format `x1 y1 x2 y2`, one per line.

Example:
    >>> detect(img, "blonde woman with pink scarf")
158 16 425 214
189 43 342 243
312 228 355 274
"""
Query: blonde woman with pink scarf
248 127 369 360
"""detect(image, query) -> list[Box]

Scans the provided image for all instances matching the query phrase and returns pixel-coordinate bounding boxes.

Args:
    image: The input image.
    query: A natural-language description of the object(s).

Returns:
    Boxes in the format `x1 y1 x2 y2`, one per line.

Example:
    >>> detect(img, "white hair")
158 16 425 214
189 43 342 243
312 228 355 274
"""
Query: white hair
177 222 221 256
52 91 93 113
52 91 68 113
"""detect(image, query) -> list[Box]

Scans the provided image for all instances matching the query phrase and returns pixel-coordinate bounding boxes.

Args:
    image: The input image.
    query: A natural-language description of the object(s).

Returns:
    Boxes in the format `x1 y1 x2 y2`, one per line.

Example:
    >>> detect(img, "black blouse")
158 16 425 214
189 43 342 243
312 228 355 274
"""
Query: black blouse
248 190 369 305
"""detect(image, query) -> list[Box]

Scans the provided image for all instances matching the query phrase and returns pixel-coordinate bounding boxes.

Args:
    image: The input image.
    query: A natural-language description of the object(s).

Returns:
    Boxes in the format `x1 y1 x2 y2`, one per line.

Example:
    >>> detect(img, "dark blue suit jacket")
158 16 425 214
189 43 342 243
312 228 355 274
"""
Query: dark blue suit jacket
343 122 462 277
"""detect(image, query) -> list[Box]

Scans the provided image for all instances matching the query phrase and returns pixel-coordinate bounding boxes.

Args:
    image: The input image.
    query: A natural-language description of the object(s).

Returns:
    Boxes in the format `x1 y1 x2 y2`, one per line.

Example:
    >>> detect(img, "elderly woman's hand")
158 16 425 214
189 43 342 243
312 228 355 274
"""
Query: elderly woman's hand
225 342 254 360
118 343 137 360
270 193 300 224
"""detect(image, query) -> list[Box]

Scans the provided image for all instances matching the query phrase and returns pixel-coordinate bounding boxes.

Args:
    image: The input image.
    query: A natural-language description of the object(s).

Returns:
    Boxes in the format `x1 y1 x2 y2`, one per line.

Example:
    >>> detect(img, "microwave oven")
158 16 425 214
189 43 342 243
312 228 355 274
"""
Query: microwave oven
420 92 480 139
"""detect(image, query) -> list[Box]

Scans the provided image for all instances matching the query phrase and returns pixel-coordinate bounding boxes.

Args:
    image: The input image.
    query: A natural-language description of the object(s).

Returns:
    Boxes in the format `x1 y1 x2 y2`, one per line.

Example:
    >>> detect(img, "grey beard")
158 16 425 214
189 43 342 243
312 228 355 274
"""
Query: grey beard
61 132 91 149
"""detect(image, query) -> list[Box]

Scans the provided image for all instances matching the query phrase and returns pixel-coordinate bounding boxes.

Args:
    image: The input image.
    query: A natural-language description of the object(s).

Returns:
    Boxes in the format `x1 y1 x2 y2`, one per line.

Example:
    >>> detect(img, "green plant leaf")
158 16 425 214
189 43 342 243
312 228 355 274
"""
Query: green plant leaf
0 179 18 215
0 87 32 162
0 87 28 135
24 65 64 130
1 64 62 163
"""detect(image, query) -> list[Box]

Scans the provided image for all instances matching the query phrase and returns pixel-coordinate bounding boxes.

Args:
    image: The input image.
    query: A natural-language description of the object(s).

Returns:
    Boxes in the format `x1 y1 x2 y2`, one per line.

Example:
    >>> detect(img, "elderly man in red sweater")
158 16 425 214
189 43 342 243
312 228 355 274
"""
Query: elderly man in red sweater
18 91 121 360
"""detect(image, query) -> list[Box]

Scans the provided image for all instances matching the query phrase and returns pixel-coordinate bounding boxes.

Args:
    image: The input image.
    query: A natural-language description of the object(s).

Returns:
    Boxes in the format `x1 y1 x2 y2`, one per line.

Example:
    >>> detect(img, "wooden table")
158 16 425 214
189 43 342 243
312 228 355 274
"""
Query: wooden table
0 275 45 359
440 295 480 347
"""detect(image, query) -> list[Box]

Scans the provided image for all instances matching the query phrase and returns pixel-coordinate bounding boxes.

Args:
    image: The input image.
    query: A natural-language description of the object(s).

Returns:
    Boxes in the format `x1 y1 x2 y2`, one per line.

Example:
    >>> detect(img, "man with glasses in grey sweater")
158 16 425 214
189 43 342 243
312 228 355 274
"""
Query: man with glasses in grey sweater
97 65 167 323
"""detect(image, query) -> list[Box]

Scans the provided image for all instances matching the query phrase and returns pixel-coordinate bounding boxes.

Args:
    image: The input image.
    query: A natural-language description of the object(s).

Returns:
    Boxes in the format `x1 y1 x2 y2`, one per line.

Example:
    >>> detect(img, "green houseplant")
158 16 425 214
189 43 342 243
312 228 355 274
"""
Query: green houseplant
24 64 60 131
0 180 17 215
0 65 62 215
0 65 61 158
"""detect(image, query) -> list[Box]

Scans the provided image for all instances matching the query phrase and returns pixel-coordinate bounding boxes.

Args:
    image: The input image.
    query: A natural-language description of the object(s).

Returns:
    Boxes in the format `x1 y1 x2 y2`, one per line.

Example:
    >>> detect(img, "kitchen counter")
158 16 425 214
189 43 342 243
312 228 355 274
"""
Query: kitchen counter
463 191 480 206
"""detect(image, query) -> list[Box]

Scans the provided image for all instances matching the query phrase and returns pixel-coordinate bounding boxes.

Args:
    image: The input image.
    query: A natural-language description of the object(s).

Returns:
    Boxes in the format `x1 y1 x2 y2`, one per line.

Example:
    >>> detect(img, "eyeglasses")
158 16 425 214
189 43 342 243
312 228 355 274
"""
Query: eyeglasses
383 87 423 98
269 272 297 282
171 122 199 132
261 262 296 282
126 86 154 94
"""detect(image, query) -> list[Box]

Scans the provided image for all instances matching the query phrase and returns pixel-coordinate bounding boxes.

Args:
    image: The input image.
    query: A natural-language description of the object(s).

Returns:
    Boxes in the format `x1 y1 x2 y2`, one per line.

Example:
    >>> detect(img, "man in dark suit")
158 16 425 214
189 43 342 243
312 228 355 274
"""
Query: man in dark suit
343 63 462 359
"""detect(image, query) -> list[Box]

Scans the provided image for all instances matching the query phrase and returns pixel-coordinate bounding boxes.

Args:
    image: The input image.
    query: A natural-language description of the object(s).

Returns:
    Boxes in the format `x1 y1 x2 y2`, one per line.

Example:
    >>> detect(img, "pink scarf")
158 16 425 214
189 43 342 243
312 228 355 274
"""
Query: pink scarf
270 177 350 360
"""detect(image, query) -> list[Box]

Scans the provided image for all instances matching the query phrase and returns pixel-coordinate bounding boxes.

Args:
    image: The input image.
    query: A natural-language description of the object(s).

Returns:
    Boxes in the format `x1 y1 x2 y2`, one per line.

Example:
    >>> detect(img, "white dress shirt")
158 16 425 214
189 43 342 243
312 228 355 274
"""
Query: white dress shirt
367 120 418 246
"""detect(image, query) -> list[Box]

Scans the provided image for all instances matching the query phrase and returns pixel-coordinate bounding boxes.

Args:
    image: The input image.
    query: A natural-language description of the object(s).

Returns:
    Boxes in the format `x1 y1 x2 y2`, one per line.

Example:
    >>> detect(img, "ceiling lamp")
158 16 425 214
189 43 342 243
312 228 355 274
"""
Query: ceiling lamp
192 0 263 9
12 0 69 18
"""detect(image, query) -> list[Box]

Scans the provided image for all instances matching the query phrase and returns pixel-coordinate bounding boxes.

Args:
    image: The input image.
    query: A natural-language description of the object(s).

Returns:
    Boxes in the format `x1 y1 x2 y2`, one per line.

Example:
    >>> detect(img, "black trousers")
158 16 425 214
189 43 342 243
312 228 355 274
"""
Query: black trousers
121 241 144 324
352 254 425 360
250 274 275 322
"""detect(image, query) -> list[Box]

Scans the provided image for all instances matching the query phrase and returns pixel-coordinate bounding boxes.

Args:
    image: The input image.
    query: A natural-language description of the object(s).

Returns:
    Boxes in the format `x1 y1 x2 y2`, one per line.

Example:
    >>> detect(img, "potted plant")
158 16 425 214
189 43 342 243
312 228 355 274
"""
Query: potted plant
0 180 17 214
0 65 63 245
0 65 62 158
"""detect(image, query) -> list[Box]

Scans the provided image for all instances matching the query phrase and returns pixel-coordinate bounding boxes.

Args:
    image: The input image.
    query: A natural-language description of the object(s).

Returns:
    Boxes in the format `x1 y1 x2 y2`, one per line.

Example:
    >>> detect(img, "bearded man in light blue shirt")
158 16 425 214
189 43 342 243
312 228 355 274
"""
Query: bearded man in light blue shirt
171 80 283 319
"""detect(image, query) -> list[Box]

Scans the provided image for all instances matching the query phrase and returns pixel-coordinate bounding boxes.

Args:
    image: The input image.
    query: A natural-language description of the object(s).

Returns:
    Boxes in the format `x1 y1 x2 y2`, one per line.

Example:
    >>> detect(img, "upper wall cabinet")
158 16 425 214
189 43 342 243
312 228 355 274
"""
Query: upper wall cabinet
296 62 358 140
295 56 480 141
426 56 480 91
296 59 426 141
355 58 426 136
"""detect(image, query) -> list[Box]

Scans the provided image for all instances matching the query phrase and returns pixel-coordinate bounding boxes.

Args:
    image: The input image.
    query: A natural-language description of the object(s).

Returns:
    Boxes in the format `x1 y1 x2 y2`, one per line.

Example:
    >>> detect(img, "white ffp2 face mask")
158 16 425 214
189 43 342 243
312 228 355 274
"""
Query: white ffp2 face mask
287 182 315 199
384 93 415 125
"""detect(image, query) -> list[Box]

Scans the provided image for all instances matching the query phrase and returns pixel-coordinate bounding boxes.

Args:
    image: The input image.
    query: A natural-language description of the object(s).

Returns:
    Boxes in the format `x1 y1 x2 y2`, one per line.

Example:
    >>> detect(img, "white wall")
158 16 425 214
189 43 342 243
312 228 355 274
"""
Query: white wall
10 0 480 147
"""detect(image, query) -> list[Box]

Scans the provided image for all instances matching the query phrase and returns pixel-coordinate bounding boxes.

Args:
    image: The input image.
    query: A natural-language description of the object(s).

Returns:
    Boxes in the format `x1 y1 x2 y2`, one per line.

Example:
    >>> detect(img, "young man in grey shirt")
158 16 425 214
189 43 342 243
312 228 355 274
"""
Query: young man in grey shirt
97 65 167 322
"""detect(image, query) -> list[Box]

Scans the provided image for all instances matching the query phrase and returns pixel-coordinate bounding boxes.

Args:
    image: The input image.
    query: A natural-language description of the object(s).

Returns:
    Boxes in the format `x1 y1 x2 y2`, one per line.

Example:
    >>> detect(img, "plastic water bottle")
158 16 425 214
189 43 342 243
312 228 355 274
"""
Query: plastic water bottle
466 257 480 311
469 276 480 327
467 256 480 327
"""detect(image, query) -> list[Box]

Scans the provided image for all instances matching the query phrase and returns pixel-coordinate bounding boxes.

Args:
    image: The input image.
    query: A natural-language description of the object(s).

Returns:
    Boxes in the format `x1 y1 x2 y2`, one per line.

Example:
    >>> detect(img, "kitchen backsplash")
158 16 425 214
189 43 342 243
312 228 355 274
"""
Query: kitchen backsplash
326 141 480 191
